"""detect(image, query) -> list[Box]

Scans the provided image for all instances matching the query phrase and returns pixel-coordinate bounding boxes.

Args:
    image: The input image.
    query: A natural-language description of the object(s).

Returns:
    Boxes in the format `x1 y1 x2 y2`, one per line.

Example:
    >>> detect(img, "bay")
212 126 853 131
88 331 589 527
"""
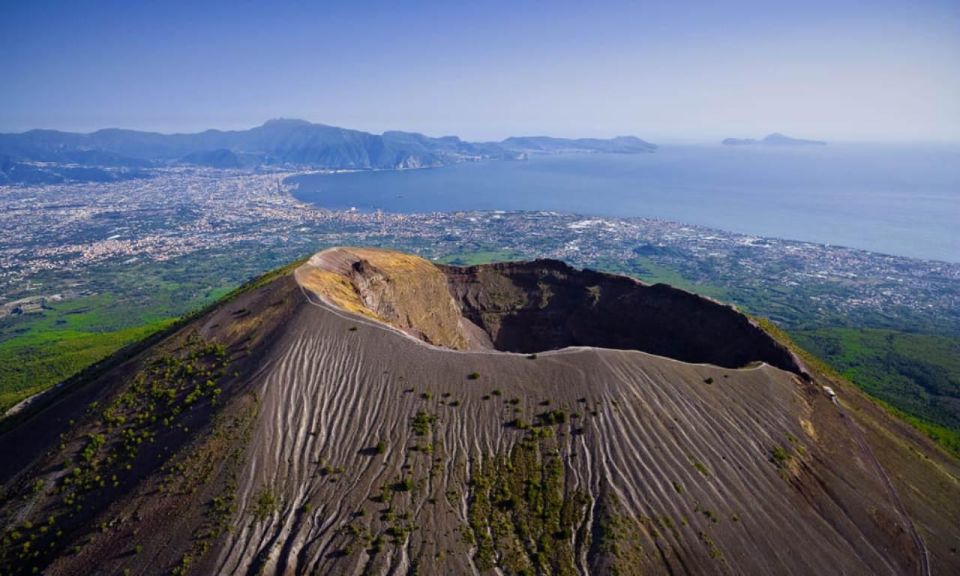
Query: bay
290 144 960 262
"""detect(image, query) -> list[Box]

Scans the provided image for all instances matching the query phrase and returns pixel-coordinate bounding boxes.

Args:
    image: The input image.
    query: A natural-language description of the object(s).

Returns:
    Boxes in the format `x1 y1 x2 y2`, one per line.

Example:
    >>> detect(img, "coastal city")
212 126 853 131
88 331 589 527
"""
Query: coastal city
1 166 958 333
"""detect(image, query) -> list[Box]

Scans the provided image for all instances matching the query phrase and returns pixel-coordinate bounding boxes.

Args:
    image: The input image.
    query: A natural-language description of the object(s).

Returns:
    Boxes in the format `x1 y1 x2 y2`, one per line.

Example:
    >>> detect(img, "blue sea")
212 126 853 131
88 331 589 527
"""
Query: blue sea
289 144 960 263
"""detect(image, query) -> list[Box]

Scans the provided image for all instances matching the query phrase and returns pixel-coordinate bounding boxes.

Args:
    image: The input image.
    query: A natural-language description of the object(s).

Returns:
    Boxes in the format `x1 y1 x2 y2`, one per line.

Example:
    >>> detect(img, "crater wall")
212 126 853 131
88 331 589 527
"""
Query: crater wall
444 259 802 372
297 248 803 373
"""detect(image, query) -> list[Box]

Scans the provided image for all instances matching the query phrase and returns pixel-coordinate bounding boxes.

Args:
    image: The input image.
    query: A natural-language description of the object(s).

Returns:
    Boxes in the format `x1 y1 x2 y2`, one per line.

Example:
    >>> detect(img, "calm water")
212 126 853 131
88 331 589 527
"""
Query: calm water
290 144 960 263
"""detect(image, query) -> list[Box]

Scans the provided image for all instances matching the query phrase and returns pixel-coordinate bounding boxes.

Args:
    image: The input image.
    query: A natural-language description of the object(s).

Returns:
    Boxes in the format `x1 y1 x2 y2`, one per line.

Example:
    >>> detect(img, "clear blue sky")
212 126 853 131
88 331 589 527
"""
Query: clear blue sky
2 0 958 141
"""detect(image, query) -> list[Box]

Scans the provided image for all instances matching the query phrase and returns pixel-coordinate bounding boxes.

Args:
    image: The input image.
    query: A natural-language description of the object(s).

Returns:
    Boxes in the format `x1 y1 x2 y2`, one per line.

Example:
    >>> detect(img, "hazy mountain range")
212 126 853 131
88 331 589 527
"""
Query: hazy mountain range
0 119 657 184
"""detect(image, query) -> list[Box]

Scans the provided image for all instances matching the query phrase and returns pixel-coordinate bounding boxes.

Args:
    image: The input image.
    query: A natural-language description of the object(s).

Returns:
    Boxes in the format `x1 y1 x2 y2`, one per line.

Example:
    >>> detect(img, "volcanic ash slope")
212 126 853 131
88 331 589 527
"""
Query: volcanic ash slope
1 247 958 576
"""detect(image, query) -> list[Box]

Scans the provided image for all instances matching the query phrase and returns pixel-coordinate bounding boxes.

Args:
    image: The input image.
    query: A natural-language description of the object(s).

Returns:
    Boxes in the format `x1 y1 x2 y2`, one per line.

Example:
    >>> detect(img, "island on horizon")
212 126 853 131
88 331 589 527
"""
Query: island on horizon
722 132 827 146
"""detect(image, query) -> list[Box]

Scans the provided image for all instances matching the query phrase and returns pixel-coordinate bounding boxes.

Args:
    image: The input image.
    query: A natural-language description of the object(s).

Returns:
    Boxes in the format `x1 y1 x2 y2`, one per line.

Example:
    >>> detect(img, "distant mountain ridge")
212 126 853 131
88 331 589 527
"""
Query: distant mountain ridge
0 119 657 183
722 132 827 146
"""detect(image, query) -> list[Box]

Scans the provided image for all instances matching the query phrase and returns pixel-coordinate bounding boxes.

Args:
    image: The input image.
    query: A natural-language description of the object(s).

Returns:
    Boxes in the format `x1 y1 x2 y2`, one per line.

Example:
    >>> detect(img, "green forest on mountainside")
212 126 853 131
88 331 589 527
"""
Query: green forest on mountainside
794 328 960 455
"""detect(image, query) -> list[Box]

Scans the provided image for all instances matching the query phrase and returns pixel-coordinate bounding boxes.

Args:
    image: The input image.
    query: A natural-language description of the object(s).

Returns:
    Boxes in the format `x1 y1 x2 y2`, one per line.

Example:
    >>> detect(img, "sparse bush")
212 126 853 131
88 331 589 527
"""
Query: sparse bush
375 484 392 504
507 418 530 430
251 488 278 522
387 523 411 541
691 458 710 477
770 445 791 468
536 409 567 426
411 411 437 436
